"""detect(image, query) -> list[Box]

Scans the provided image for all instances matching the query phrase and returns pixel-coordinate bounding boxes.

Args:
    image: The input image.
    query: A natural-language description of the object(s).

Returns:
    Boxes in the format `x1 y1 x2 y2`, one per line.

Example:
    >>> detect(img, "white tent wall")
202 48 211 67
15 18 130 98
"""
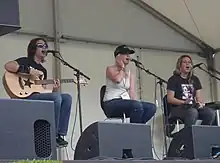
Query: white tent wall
59 0 200 52
18 0 54 36
17 0 201 53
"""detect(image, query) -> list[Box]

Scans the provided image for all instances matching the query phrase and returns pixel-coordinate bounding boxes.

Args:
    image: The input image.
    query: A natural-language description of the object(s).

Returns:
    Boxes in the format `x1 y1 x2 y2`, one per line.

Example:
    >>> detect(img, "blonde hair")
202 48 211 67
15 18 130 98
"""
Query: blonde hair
173 55 194 83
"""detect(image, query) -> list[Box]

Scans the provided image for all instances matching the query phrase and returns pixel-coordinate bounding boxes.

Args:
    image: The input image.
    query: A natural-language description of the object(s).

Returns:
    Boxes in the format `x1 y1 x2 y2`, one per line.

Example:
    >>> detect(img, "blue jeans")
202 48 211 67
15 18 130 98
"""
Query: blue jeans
28 92 72 136
103 98 156 123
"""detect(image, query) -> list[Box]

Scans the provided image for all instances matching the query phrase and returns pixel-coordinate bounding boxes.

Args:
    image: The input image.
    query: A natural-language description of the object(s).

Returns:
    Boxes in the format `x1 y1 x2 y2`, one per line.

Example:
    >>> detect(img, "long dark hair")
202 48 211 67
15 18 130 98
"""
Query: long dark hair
27 37 48 59
173 55 194 83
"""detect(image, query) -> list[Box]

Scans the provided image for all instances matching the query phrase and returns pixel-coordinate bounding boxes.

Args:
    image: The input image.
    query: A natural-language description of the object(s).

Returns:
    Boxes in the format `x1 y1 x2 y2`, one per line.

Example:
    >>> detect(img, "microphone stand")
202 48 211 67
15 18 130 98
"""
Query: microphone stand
134 62 168 157
197 65 220 126
197 66 220 81
52 53 91 135
209 67 220 76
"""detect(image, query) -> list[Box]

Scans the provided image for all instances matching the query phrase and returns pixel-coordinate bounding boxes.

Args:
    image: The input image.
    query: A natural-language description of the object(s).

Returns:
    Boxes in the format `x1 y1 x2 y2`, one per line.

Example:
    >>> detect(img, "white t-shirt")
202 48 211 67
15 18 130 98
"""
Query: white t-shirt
103 70 130 101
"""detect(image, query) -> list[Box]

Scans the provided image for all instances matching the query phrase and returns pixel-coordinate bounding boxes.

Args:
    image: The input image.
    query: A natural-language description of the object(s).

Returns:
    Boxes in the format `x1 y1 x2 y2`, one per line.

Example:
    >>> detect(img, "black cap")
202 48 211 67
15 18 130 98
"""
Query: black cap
114 45 135 57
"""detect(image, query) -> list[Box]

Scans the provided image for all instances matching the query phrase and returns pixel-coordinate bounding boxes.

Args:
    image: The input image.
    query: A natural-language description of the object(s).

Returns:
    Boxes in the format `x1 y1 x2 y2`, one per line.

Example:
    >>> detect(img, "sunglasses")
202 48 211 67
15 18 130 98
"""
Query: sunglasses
36 43 48 49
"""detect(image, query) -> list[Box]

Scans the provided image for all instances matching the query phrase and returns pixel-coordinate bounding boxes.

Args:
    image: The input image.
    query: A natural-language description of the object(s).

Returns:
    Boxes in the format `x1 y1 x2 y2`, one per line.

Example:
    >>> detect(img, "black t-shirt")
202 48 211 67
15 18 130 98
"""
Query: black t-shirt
15 57 47 79
167 74 202 106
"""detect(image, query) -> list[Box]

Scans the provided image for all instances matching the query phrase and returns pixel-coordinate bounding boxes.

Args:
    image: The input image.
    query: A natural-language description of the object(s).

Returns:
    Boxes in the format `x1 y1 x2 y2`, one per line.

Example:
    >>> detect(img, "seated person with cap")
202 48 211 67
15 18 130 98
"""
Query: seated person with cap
102 45 156 123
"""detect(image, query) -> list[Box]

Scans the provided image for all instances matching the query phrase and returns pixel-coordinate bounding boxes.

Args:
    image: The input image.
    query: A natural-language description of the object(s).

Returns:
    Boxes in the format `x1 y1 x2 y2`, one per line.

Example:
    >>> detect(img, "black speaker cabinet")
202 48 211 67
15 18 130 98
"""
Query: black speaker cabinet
0 99 57 160
0 0 21 36
74 121 153 160
167 125 220 159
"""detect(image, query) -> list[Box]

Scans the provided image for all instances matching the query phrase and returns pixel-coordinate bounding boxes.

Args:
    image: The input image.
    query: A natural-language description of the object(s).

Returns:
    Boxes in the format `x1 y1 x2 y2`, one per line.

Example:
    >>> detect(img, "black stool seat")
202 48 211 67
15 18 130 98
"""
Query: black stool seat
100 85 126 122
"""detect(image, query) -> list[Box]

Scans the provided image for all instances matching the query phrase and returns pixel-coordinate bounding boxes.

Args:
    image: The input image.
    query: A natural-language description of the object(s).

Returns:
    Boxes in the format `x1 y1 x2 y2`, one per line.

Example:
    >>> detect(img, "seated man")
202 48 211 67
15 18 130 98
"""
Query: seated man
167 55 216 127
103 45 156 124
4 37 72 147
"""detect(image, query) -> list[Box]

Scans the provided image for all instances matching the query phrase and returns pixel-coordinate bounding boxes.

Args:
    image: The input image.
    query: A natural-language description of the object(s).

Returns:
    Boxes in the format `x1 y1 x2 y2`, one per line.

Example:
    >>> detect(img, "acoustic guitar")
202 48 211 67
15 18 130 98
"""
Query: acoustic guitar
2 71 88 98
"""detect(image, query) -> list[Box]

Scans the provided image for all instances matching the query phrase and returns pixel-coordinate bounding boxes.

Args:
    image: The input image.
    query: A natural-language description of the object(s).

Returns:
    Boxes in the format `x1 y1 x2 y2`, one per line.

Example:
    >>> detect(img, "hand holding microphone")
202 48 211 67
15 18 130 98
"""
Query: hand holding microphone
116 60 125 70
115 55 125 70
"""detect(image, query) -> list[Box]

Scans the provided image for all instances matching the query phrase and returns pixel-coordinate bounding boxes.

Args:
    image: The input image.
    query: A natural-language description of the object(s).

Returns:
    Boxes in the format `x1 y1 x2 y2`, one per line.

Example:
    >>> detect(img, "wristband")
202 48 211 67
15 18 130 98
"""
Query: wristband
17 65 30 73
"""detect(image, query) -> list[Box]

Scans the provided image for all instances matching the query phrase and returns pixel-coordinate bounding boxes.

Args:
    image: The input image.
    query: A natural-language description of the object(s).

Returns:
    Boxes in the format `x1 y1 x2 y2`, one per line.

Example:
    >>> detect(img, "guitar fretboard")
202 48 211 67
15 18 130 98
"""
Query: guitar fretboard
35 79 75 85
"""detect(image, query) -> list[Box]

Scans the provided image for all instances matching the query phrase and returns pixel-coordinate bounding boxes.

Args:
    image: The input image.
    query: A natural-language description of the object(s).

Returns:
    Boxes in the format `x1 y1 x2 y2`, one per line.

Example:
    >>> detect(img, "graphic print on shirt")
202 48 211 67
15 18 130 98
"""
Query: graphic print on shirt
181 84 194 104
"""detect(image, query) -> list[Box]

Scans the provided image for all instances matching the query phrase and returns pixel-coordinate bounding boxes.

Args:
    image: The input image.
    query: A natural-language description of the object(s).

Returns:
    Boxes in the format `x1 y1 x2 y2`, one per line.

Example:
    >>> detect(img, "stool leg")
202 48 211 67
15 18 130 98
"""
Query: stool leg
122 113 126 123
176 120 180 132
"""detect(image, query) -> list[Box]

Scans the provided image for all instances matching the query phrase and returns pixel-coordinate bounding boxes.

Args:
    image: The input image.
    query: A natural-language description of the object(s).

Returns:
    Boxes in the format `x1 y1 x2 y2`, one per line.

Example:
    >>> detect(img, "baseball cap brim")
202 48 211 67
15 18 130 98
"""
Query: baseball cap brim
114 48 135 57
126 49 135 54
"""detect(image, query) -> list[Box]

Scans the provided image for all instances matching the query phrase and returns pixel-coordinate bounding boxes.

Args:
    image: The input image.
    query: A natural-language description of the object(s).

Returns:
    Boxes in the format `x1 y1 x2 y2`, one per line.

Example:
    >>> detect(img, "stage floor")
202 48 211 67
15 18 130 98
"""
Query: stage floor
1 159 220 163
63 160 220 163
62 159 220 163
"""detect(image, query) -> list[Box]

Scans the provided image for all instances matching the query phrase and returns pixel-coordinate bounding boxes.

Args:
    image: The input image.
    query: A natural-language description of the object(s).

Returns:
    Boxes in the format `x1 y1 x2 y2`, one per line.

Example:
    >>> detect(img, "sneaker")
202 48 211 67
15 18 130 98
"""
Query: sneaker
56 135 68 148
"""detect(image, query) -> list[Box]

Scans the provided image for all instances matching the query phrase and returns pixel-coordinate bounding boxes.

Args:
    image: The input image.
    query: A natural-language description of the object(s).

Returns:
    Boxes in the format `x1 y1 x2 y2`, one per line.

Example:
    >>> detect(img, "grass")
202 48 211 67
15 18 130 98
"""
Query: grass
13 161 61 163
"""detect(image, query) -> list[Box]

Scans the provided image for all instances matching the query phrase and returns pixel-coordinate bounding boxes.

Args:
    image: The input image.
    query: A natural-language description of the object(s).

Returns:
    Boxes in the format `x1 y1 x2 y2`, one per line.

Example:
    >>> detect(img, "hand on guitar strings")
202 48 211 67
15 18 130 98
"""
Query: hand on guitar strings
52 79 60 92
29 68 44 80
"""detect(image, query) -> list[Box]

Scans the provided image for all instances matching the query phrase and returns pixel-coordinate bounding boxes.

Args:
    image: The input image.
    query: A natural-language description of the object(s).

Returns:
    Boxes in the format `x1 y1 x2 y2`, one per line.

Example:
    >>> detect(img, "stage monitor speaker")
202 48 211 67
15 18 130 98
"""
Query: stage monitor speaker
167 125 220 159
74 121 153 160
0 0 21 36
0 99 57 160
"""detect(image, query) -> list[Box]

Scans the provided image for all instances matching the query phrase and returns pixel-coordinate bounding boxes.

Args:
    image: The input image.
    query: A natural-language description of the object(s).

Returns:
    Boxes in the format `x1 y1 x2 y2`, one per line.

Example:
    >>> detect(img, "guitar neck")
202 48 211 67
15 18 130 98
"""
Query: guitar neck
35 79 75 85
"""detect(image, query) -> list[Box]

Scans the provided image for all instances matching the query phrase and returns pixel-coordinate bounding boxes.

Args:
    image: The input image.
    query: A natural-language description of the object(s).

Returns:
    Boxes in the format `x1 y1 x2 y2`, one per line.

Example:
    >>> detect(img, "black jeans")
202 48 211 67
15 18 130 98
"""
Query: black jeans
103 98 156 124
170 105 216 127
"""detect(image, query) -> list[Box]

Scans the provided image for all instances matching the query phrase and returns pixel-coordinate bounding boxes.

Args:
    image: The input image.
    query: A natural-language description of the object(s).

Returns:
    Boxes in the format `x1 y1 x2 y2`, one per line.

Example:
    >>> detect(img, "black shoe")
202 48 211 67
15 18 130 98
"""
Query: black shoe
56 135 68 148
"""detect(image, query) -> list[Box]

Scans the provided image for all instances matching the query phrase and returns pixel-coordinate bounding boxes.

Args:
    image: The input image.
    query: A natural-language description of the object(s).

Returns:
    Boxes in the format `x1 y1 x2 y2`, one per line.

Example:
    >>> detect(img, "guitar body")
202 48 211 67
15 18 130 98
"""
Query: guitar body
3 71 52 98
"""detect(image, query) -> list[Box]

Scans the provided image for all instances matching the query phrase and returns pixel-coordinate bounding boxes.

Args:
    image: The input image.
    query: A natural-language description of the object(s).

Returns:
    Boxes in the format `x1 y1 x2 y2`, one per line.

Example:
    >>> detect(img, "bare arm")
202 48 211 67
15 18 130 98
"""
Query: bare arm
129 73 136 100
106 66 124 83
4 61 19 73
5 60 42 80
195 89 203 103
167 90 185 105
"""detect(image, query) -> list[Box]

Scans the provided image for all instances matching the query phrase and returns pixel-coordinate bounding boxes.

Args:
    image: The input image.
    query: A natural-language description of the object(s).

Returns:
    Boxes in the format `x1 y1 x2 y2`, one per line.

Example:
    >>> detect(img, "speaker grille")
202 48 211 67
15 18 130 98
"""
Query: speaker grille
34 120 52 158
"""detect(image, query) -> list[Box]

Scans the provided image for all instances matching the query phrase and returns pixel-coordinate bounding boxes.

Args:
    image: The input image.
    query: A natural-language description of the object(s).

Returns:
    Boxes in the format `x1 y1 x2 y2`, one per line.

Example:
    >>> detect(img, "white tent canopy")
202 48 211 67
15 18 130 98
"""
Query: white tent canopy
143 0 219 49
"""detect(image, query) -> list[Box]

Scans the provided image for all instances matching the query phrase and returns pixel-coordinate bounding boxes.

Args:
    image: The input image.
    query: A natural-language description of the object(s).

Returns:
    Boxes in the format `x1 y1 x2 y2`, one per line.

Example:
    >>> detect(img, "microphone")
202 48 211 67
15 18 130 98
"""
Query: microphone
46 50 60 54
130 58 142 65
193 63 203 69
